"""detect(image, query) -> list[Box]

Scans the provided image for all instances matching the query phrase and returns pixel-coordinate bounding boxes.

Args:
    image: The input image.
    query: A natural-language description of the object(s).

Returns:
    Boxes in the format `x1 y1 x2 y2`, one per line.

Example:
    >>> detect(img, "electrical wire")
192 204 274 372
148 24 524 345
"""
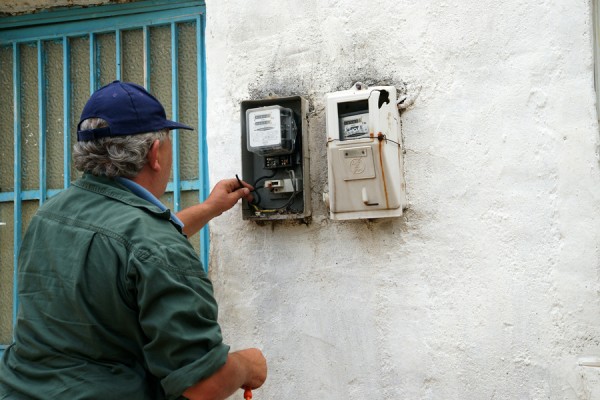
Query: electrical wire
379 135 401 147
250 169 299 214
327 135 401 147
253 171 277 189
246 170 277 207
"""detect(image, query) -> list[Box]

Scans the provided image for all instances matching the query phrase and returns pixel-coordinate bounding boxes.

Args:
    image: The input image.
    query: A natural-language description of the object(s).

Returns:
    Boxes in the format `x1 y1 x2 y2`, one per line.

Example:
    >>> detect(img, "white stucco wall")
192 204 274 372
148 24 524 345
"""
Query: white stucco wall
206 1 600 399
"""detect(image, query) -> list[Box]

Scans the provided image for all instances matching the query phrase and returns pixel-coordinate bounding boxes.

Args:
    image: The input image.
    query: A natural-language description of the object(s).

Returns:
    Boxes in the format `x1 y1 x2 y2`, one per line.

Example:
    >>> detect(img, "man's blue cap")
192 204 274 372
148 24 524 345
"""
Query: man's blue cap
77 80 193 141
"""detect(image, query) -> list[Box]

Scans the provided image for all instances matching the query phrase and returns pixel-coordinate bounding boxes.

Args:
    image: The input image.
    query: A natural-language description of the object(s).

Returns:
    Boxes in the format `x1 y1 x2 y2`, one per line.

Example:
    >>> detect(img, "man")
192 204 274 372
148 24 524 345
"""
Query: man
0 81 267 400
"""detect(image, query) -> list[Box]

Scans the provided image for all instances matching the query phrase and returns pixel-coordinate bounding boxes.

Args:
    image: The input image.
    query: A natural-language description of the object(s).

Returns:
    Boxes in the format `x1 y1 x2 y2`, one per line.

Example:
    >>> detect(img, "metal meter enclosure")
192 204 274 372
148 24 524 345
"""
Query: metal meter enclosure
241 96 310 222
324 84 407 220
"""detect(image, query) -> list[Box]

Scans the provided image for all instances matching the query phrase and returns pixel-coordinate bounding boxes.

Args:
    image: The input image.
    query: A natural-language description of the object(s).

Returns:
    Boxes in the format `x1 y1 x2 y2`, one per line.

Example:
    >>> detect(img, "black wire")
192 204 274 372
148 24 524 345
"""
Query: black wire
248 170 276 206
235 174 245 190
251 186 263 205
269 192 297 211
252 170 276 191
251 170 299 212
269 170 299 211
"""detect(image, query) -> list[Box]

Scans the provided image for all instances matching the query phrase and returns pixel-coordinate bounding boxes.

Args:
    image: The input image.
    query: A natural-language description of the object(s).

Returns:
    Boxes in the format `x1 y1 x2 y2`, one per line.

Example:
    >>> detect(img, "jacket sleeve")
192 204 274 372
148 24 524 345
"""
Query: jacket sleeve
129 240 230 400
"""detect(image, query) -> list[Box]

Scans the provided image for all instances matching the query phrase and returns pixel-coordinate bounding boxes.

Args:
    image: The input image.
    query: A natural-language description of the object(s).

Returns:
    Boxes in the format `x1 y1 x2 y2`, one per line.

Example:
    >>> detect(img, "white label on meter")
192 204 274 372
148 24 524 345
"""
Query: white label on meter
248 109 282 148
340 113 369 140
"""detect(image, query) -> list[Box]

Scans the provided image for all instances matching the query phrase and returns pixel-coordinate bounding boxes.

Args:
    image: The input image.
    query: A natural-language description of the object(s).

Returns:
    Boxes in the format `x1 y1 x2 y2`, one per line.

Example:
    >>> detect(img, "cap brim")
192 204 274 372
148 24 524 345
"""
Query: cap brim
165 120 194 131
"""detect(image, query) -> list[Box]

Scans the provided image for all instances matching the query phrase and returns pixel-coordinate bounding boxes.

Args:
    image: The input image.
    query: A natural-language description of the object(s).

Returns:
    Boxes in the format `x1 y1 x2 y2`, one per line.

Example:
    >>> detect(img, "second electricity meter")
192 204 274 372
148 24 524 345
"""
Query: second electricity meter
323 84 408 220
246 105 297 156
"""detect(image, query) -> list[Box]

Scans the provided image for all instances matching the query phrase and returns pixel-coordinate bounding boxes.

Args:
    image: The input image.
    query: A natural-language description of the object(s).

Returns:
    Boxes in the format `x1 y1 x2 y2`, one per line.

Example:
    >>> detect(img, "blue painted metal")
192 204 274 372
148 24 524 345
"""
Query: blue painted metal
171 22 181 212
0 7 205 44
38 40 47 205
12 43 22 333
89 33 96 93
115 29 121 81
166 179 200 193
0 1 203 30
143 25 150 90
0 180 201 204
63 36 71 188
0 189 63 203
197 14 209 272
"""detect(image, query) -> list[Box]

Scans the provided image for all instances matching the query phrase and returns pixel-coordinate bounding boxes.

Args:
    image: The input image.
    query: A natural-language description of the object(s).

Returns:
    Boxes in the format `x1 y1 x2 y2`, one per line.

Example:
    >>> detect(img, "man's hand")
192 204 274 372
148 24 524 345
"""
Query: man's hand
176 178 254 237
231 348 267 390
203 178 254 218
182 348 267 400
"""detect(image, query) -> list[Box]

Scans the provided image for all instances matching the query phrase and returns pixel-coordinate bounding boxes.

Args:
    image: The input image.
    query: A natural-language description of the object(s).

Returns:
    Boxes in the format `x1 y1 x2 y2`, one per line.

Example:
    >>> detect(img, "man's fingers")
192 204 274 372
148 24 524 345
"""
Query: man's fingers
236 187 253 202
239 181 254 191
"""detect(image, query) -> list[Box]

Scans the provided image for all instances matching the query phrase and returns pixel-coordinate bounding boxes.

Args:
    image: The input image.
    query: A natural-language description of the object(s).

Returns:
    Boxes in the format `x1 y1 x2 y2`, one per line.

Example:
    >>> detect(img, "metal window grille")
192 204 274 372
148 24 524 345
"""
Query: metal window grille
0 0 209 350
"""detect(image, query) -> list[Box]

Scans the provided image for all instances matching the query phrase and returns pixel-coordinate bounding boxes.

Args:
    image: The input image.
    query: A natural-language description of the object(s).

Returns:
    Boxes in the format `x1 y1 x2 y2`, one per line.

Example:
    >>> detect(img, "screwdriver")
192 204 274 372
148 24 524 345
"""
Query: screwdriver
244 388 252 400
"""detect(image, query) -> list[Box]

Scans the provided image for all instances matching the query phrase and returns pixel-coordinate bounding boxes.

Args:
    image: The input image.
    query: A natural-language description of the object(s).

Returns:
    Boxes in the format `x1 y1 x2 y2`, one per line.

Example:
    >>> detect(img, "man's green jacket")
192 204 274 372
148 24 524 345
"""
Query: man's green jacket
0 174 229 400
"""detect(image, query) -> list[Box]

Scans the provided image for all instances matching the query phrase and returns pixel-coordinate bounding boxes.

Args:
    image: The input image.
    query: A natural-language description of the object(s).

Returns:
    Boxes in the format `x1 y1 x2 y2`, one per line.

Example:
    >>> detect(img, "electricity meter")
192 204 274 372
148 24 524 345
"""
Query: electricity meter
246 105 297 156
240 96 310 222
339 112 369 140
323 83 407 220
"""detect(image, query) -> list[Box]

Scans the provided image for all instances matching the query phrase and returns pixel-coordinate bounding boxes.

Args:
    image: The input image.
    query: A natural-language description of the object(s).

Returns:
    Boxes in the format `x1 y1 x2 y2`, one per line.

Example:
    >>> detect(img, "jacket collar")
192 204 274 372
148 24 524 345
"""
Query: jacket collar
73 173 185 235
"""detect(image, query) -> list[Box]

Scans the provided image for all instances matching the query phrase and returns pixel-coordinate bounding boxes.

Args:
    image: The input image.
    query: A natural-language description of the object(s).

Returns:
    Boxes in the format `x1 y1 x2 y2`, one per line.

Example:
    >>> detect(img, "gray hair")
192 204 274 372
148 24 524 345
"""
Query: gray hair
73 118 168 178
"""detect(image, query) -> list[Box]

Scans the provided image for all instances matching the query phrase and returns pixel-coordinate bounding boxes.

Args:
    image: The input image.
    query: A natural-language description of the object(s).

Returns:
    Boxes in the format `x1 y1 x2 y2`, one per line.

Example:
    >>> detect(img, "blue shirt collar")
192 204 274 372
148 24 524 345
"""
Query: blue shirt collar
115 177 185 230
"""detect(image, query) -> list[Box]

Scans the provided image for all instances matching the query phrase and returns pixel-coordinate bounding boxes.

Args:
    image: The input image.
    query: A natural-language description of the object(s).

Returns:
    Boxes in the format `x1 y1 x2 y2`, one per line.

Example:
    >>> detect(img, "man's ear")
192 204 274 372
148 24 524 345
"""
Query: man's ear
147 139 161 171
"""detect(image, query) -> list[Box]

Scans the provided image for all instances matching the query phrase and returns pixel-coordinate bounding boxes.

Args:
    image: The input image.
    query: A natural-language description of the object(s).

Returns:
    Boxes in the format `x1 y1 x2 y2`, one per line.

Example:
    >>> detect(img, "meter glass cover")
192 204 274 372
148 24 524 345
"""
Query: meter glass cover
248 108 282 148
340 112 369 140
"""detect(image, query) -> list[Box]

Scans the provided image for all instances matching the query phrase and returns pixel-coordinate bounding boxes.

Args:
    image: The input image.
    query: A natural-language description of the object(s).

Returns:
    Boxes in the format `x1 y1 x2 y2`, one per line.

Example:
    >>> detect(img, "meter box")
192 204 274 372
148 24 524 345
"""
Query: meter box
241 96 310 222
323 84 407 220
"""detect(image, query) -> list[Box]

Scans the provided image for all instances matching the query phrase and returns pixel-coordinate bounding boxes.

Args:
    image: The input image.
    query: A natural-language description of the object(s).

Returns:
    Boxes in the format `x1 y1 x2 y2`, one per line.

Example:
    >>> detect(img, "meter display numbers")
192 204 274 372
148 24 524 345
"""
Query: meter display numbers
340 112 369 140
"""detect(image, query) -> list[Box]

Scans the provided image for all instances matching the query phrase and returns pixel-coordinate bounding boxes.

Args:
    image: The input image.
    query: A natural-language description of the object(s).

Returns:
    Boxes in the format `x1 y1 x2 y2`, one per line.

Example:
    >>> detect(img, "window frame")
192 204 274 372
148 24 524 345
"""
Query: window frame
0 0 209 352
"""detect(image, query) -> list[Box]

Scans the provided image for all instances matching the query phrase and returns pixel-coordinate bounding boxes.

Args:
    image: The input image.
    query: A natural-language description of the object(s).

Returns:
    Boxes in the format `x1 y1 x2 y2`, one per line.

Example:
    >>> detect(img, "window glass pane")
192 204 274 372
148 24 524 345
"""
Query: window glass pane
70 36 90 182
150 25 173 180
21 201 37 238
122 28 144 85
149 25 172 112
0 203 13 344
0 46 14 192
46 40 65 190
179 22 199 181
97 32 116 87
20 43 39 192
